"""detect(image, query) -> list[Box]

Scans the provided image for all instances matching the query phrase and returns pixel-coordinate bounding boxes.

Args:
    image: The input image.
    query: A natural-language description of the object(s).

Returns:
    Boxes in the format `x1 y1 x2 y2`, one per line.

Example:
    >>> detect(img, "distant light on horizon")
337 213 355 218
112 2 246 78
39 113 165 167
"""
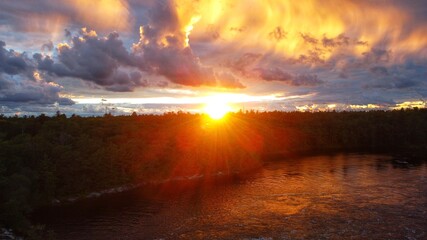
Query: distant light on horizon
71 93 292 105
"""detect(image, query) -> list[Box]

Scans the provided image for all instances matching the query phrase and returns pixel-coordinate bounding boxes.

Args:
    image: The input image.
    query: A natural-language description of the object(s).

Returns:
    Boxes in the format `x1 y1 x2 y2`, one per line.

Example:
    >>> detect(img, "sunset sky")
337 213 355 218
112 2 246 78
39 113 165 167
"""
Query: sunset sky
0 0 426 115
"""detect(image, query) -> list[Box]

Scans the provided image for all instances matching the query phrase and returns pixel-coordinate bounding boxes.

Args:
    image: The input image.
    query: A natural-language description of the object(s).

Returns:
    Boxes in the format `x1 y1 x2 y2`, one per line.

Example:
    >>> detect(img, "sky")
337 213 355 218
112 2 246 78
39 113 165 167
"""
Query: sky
0 0 426 116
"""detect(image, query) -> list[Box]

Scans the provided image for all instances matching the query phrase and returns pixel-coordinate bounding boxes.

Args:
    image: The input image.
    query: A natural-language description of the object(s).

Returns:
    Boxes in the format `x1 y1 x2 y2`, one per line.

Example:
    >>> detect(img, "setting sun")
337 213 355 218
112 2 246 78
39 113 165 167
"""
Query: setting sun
203 100 232 120
1 0 426 239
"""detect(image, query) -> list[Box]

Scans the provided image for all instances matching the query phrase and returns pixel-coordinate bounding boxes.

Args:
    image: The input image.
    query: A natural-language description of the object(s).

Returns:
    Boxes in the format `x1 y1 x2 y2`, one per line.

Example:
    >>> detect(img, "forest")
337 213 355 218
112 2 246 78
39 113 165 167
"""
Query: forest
1 108 427 238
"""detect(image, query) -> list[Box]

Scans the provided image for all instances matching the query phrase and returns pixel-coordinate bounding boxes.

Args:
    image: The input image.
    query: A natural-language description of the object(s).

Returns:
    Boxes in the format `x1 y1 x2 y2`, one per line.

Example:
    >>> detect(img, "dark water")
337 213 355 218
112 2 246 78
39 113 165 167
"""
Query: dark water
36 154 427 239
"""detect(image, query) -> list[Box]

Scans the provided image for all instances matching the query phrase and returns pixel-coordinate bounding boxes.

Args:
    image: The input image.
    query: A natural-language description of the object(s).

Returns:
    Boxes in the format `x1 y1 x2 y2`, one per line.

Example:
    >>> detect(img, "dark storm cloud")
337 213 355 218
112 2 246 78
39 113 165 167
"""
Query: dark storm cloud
0 74 74 105
0 41 73 105
366 63 426 90
104 71 144 92
256 67 323 86
393 78 418 89
34 30 145 92
0 40 29 75
0 75 13 90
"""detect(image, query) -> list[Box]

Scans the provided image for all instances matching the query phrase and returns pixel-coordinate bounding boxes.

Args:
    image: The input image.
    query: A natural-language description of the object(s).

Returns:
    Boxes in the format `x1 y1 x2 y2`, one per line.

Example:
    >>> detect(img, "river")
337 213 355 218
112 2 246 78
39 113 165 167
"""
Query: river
35 154 427 239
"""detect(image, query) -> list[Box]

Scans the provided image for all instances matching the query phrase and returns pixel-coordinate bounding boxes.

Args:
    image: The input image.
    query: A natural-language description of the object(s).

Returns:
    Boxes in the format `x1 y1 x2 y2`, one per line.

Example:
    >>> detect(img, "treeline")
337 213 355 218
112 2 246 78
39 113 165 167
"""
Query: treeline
1 109 427 236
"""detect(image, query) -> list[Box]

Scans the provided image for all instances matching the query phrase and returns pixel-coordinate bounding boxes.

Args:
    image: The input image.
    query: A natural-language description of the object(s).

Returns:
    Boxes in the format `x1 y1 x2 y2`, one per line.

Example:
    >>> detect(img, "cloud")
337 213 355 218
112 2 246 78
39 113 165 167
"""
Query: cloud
370 63 425 90
300 33 318 45
226 53 263 75
321 34 350 48
256 67 292 82
41 40 54 51
28 0 246 90
104 71 144 92
34 29 145 92
256 67 323 86
269 27 287 41
1 0 427 111
0 0 131 33
0 41 73 105
214 71 245 88
293 74 323 86
132 0 245 88
369 66 389 76
0 41 29 75
226 52 325 87
295 51 325 65
363 48 392 64
0 74 73 105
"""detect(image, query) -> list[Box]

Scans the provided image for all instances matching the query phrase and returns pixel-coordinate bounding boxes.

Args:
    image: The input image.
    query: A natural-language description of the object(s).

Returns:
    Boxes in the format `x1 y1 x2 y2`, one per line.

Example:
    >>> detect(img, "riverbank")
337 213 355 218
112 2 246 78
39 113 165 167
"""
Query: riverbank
51 147 427 207
51 170 250 205
1 228 22 240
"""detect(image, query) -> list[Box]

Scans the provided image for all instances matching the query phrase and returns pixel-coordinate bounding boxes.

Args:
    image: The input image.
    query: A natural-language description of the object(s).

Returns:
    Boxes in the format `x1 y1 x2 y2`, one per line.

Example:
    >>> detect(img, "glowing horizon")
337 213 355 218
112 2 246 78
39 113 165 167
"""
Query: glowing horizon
71 93 294 105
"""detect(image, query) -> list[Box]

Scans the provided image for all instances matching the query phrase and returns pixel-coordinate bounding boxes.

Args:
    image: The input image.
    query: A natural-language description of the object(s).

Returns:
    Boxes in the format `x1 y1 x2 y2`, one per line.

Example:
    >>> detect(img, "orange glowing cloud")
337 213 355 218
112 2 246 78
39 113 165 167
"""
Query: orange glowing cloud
188 0 427 61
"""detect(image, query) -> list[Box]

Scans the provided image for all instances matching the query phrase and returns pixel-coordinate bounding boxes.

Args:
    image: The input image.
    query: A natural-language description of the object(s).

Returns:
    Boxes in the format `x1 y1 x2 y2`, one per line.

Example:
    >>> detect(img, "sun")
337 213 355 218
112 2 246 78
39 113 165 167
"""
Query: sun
203 100 232 120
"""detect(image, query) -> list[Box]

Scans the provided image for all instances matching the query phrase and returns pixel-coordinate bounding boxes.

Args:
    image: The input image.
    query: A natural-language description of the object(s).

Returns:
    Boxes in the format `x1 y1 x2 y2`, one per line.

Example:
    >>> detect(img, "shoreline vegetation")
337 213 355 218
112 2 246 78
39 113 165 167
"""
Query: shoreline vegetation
1 108 427 238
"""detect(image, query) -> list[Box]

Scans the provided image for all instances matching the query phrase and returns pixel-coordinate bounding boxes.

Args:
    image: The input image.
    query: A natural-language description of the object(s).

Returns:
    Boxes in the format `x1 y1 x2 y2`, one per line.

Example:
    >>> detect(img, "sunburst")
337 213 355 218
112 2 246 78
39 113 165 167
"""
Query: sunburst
203 98 232 120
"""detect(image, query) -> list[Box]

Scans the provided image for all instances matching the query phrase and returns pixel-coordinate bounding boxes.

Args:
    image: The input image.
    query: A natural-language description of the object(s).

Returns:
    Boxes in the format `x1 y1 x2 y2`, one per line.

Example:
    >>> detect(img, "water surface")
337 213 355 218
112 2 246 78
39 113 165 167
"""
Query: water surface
37 154 427 239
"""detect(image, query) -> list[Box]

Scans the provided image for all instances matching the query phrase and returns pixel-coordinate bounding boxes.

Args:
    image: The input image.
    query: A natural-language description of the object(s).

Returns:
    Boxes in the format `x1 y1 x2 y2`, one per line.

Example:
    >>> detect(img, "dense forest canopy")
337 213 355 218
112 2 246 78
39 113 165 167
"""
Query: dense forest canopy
1 109 427 236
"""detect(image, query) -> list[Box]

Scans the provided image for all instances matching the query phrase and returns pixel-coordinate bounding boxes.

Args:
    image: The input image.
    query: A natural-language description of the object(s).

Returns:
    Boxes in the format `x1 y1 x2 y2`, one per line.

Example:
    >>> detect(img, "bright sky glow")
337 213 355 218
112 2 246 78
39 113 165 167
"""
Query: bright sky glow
203 99 232 120
71 93 292 105
0 0 426 116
